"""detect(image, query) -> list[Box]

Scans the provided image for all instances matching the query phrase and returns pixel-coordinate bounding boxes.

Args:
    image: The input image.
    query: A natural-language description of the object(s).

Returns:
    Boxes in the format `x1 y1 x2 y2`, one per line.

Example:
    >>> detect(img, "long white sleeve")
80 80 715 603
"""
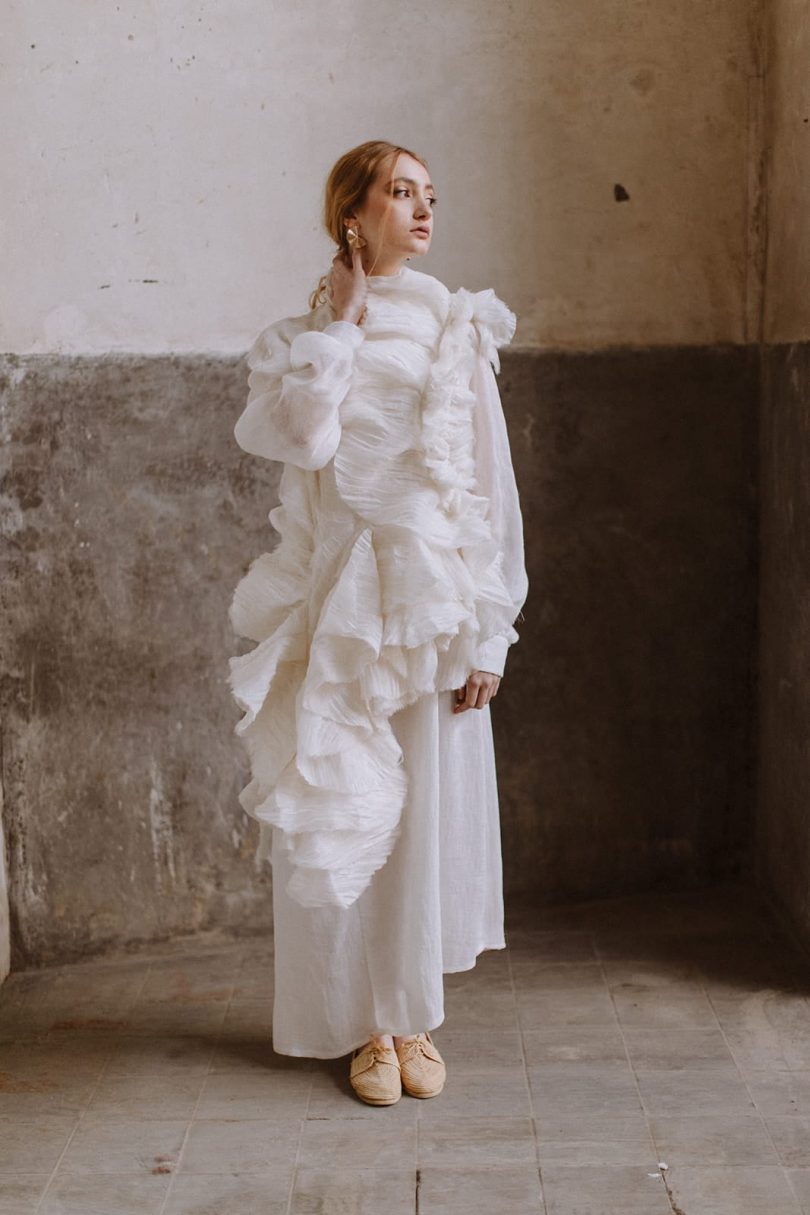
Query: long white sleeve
234 318 365 470
471 353 529 677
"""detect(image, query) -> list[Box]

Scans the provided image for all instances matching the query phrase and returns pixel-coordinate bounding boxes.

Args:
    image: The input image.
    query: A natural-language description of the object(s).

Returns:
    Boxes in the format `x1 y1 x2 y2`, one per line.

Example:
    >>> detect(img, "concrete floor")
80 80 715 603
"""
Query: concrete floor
1 881 809 1214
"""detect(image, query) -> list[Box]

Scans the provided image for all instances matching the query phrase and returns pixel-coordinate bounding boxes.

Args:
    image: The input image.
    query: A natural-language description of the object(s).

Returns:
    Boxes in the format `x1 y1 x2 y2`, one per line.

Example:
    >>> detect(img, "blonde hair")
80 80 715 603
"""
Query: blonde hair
308 139 430 311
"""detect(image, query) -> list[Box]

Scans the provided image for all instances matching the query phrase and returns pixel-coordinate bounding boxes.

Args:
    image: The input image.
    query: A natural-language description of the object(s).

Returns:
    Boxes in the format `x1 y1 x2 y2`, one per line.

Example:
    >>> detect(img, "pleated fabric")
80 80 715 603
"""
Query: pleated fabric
228 266 528 913
269 687 506 1058
227 265 528 1058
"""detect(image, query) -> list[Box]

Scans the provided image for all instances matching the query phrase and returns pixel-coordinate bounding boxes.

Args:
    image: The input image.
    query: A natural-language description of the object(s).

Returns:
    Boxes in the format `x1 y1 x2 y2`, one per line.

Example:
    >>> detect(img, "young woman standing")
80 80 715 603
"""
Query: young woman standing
228 140 528 1106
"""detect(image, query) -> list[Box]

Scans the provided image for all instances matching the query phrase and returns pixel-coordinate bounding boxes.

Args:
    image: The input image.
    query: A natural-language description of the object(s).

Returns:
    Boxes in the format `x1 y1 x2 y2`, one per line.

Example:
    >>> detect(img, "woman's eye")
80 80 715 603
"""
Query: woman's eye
393 188 438 206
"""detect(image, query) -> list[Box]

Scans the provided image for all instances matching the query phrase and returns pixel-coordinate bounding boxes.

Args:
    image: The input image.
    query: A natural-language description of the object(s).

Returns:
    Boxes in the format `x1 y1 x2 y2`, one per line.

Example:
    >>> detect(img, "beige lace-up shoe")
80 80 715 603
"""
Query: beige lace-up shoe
395 1031 446 1098
349 1039 402 1105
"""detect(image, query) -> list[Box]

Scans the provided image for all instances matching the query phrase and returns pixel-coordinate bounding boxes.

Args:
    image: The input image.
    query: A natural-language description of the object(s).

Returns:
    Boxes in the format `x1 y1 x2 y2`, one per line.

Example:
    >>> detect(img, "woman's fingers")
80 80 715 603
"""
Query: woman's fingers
452 672 500 712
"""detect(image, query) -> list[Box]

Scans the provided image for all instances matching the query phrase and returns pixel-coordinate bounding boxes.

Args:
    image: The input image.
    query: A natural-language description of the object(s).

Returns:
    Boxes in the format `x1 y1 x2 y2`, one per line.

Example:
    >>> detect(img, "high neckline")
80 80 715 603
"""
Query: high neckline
367 265 408 280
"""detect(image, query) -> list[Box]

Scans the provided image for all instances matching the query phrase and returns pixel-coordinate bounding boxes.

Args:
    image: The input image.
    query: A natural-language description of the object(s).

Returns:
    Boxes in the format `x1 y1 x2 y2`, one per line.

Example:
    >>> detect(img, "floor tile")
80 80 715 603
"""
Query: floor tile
441 987 519 1030
521 1025 627 1067
84 1073 204 1120
622 1025 737 1070
611 986 719 1028
180 1118 299 1173
427 1028 523 1069
506 930 597 965
662 1164 803 1213
527 1064 642 1117
765 1116 810 1166
416 1165 544 1213
298 1119 417 1169
0 1174 50 1214
510 962 606 991
785 1168 810 1213
38 1172 173 1215
746 1070 810 1116
516 988 616 1029
308 1067 419 1121
55 1117 187 1175
0 1114 79 1174
103 1035 215 1076
417 1065 530 1120
416 1115 536 1166
634 1066 756 1116
163 1172 290 1215
1 882 808 1208
539 1163 672 1213
647 1112 779 1165
290 1167 416 1213
194 1070 312 1120
535 1111 657 1166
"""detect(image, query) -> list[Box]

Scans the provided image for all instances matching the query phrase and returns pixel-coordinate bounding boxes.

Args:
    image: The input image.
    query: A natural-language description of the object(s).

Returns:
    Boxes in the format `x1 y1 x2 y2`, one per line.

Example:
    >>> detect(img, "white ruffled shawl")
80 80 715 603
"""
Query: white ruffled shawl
229 272 523 910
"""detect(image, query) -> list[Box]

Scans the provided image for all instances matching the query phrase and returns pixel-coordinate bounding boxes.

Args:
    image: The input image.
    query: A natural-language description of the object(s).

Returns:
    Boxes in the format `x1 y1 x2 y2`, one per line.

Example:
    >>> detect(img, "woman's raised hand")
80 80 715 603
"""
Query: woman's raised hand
328 246 368 326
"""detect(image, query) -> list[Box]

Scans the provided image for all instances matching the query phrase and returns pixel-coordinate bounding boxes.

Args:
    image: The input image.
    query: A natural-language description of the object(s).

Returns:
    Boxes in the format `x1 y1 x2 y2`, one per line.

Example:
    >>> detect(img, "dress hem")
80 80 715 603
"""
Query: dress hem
269 937 507 1059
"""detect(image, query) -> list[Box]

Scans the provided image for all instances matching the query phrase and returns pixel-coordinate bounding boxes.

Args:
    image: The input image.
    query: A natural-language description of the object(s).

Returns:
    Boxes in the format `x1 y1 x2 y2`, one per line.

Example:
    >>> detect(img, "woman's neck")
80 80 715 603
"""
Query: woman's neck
362 252 407 277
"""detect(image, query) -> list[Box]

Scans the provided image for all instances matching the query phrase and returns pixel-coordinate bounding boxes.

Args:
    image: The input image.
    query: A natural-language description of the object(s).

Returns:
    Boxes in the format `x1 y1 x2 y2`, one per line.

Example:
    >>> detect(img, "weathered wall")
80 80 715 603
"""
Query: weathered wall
758 345 810 946
3 0 757 355
756 1 810 951
0 345 758 966
762 1 810 344
0 354 274 966
0 0 778 968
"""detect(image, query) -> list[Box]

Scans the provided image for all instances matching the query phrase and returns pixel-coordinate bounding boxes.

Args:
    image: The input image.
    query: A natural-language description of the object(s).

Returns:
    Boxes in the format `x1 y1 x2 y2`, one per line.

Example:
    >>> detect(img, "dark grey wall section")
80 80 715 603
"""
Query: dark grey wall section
0 345 759 967
1 354 274 967
495 345 759 901
758 342 810 947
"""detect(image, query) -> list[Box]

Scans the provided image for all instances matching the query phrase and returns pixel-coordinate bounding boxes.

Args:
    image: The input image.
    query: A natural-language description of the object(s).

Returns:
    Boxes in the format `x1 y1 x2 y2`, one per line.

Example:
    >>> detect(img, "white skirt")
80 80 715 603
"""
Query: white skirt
269 687 506 1058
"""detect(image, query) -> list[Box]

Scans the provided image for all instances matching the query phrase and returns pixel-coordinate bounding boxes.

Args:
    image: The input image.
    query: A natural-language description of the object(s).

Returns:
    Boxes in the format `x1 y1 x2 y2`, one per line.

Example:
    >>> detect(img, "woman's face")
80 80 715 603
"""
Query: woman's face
348 153 436 269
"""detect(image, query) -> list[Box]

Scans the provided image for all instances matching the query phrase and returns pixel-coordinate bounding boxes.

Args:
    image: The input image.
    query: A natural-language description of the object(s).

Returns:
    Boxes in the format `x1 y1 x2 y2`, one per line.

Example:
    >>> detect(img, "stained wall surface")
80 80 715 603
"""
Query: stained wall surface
756 1 810 951
3 0 757 355
1 345 758 966
0 0 778 969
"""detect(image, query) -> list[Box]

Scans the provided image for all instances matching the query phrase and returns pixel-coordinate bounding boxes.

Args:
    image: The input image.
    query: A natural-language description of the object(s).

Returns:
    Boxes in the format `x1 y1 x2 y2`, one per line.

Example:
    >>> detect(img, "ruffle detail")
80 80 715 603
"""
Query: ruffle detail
469 287 517 374
229 274 519 910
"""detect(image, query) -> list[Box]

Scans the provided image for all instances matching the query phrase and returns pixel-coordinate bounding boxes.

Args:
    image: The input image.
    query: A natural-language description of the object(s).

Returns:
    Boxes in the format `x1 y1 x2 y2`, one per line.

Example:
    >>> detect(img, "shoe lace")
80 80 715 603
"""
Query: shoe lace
359 1041 397 1066
397 1034 427 1062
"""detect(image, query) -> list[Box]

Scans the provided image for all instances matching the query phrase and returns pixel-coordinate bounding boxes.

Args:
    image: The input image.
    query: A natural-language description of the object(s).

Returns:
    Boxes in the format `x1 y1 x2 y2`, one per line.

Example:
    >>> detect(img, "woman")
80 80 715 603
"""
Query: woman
228 140 528 1106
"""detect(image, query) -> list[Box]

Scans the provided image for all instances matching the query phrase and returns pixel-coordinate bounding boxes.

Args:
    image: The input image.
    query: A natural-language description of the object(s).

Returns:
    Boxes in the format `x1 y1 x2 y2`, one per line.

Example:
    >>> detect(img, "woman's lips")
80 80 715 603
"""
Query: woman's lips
412 229 430 237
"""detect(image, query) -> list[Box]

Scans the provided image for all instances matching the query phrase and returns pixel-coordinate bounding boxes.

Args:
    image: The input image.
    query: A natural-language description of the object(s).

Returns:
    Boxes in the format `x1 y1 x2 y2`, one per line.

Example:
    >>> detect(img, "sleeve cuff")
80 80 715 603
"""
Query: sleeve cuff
475 634 510 677
323 319 366 348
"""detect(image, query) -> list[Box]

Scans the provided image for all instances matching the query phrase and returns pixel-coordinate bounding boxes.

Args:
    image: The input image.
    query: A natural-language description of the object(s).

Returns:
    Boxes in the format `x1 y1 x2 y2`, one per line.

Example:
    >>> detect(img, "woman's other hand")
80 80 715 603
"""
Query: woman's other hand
453 670 501 713
327 246 368 326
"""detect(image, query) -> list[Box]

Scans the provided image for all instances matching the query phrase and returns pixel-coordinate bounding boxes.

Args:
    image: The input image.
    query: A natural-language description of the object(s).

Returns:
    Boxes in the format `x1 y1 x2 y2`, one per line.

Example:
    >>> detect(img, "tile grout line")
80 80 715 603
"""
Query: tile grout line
505 934 547 1213
156 945 247 1215
33 956 155 1213
284 1026 313 1215
592 932 679 1214
702 975 808 1212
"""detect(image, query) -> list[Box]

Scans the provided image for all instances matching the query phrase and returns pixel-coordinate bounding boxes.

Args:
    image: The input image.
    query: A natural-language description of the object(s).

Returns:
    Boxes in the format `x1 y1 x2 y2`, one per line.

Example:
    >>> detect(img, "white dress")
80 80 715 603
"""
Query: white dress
228 265 528 1057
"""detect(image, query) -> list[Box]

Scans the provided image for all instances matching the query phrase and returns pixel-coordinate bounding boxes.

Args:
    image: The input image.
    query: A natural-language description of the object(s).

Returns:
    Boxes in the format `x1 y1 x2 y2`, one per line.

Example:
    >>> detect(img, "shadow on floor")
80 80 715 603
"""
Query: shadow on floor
1 879 809 1214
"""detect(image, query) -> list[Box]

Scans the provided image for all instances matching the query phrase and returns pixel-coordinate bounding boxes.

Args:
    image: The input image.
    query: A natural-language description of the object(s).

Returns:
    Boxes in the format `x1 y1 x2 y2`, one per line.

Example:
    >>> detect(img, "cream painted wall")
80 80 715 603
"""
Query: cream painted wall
764 0 810 343
4 0 759 354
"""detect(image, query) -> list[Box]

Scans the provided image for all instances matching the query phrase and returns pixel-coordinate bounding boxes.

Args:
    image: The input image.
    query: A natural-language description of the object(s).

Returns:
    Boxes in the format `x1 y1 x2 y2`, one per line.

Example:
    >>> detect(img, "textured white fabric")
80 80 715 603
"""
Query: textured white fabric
270 686 506 1058
228 266 528 913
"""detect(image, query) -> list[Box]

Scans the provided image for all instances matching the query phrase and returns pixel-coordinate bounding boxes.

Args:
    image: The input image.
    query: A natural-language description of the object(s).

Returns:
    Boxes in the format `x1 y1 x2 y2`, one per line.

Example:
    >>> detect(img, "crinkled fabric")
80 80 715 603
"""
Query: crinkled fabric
228 266 528 910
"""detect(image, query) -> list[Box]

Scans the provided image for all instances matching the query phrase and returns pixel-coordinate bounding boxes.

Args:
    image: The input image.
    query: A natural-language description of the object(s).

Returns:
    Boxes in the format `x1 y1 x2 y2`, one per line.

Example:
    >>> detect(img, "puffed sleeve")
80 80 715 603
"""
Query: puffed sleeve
471 352 529 677
234 317 365 471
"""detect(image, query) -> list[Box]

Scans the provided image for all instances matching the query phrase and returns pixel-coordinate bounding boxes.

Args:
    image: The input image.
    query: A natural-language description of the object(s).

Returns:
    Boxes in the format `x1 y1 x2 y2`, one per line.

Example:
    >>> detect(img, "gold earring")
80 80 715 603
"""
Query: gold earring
345 225 367 250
